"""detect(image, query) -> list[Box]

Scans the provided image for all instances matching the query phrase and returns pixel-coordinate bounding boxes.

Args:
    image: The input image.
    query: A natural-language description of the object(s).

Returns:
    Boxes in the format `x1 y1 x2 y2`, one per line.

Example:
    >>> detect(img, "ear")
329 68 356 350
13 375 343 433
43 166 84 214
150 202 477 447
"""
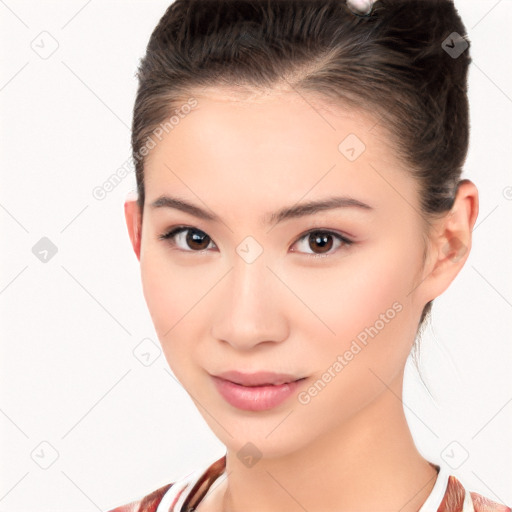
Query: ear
124 191 142 261
417 179 479 304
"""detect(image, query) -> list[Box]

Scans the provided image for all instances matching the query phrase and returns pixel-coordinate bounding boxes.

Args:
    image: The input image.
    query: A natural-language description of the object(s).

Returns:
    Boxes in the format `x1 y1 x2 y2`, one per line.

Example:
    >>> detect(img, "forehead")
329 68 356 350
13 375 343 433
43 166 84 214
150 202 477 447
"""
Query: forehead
143 88 417 214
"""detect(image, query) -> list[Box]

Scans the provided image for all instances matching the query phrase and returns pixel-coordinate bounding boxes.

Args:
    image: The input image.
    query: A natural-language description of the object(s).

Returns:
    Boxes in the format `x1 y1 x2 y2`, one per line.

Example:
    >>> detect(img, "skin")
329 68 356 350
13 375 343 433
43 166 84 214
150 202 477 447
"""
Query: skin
124 87 478 512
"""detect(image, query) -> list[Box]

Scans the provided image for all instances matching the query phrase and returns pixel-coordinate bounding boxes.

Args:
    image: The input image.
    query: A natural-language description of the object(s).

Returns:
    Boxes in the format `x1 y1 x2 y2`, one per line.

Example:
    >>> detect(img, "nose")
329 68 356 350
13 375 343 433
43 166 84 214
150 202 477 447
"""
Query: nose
211 251 289 351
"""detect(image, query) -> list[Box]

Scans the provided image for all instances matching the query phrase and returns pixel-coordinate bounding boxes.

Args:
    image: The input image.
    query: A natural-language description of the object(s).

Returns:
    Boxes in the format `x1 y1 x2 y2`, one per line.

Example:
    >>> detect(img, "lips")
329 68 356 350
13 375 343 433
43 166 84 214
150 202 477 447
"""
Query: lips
210 371 307 411
212 370 304 387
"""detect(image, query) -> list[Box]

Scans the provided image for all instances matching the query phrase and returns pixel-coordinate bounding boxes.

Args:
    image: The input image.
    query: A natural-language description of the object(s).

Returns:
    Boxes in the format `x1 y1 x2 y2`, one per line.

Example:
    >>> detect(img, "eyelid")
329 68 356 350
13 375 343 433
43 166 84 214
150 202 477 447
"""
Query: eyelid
158 225 217 253
290 229 353 258
293 225 354 245
158 224 354 259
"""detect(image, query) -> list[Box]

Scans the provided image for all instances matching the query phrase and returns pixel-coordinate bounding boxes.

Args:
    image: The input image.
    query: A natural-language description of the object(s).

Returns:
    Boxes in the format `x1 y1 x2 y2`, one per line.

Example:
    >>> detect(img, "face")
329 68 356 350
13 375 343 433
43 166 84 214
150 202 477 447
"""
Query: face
130 89 435 457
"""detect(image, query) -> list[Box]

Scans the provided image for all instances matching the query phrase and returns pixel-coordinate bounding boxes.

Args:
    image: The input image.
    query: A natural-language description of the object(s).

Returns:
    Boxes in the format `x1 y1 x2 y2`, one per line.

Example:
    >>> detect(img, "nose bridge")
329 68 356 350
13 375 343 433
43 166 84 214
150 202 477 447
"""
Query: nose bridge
212 241 287 349
232 246 269 306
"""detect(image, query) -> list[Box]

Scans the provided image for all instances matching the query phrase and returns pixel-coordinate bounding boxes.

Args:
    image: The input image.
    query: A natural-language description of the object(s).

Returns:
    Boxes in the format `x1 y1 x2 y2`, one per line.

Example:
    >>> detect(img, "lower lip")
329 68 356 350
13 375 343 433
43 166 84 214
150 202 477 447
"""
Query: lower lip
212 376 306 411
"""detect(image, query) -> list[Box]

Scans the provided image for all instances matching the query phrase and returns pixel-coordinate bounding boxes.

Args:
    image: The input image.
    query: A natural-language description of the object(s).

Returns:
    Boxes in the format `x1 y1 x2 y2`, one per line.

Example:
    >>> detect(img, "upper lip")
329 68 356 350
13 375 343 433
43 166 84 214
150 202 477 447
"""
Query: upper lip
212 370 304 387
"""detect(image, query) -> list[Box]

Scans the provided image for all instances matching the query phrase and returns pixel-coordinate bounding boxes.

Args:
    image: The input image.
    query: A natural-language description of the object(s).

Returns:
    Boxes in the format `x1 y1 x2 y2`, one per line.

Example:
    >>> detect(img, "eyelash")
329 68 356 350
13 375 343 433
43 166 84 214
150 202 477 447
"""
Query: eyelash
157 225 354 260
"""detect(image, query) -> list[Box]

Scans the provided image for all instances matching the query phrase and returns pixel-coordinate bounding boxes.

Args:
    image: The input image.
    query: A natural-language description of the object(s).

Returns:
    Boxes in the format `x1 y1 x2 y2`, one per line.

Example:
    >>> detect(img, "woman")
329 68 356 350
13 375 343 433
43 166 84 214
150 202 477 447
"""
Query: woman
109 0 510 510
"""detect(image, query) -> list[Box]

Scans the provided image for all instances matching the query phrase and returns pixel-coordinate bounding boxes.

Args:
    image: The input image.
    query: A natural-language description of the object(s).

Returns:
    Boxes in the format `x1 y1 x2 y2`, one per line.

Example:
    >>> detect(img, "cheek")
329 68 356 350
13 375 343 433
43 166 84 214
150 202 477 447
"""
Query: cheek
139 244 229 379
287 248 419 424
139 248 200 359
283 244 416 343
280 238 423 404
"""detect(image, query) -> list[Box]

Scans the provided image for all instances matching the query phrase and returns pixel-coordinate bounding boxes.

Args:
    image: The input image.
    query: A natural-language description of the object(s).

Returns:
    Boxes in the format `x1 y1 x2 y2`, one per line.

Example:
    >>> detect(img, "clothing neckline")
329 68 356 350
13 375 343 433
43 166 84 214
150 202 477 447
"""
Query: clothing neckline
157 456 449 512
418 463 448 512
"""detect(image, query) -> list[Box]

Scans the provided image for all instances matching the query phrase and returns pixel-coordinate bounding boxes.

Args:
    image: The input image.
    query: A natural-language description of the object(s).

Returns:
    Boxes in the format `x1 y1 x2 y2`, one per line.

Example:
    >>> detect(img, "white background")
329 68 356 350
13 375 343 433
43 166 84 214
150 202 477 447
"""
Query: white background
1 1 511 510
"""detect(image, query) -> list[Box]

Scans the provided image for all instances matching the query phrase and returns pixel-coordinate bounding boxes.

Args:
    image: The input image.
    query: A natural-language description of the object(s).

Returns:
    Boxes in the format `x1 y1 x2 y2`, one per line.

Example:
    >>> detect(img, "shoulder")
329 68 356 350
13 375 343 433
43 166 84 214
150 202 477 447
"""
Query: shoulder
106 482 174 512
438 475 511 512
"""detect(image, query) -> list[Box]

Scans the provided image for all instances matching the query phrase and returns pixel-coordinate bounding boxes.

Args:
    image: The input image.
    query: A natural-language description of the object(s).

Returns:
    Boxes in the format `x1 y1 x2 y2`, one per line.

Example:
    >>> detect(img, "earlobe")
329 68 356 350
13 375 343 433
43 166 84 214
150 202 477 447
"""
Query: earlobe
124 193 142 261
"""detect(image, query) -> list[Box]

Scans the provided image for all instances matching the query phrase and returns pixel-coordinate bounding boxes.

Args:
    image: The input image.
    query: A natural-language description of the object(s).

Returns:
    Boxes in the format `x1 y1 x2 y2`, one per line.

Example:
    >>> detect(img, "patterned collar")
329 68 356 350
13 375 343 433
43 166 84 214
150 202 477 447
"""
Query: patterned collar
109 455 510 512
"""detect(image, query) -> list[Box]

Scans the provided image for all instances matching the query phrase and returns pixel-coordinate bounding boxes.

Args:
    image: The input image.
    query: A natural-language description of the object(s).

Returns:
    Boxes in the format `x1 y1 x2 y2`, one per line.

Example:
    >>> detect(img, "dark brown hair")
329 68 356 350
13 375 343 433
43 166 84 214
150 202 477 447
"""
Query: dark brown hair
131 0 471 333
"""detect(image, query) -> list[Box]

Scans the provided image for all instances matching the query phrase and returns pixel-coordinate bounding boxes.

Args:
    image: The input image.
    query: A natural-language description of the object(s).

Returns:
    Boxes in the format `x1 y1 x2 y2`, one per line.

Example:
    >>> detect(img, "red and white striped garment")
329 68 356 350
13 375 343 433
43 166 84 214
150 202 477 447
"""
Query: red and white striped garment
107 455 511 512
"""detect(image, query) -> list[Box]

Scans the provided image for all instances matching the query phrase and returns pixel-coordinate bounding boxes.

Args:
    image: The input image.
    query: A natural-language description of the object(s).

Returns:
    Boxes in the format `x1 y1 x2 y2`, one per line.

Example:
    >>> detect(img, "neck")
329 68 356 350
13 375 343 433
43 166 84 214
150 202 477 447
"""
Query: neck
207 369 438 512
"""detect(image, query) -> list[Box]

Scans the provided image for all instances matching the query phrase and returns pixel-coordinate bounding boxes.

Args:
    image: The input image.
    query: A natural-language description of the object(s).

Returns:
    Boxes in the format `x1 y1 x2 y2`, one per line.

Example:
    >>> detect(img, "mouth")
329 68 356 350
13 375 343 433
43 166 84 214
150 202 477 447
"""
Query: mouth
212 370 306 387
210 371 308 411
236 381 304 387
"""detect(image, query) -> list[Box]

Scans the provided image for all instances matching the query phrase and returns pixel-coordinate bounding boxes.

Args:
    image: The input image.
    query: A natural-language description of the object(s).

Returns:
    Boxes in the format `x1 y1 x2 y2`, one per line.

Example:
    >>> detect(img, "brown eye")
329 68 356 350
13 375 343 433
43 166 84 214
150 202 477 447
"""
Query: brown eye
159 226 353 259
158 227 216 252
291 229 353 258
308 232 334 254
185 228 212 250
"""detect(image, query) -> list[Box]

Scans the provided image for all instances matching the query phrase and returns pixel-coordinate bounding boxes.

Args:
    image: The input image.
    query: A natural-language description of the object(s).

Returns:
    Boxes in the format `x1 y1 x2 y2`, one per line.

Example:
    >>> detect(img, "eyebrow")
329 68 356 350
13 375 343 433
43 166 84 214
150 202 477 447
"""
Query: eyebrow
149 194 374 226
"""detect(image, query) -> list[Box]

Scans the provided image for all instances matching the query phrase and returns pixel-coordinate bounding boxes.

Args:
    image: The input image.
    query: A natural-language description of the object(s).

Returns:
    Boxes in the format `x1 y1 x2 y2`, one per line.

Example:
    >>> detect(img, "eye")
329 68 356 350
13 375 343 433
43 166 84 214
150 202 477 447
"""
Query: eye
158 226 353 258
158 226 216 253
291 229 353 259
